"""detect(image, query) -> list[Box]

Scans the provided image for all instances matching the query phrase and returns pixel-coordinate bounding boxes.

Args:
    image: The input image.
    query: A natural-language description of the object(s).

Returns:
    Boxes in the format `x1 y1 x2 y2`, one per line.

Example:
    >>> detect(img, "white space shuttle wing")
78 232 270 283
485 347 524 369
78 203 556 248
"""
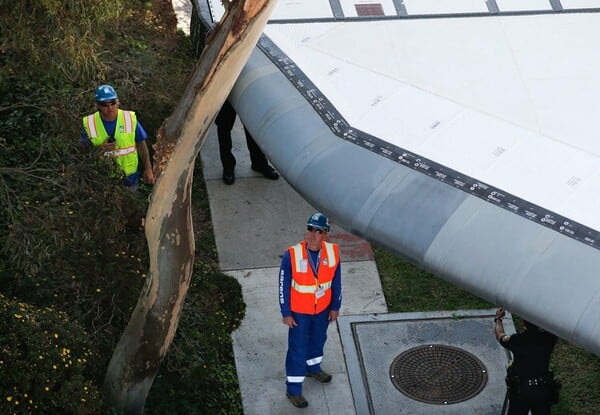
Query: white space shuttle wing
200 1 600 355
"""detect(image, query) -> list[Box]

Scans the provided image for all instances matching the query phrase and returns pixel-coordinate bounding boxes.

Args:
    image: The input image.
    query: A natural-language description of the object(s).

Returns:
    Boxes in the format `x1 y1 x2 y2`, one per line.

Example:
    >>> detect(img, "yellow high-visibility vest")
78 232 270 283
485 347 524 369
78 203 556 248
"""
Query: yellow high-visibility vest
82 110 138 176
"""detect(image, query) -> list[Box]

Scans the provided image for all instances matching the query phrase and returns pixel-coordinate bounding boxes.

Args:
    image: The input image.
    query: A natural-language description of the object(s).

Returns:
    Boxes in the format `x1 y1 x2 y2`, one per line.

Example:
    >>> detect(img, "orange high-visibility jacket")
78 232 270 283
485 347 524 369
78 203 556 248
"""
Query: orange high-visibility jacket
289 241 339 314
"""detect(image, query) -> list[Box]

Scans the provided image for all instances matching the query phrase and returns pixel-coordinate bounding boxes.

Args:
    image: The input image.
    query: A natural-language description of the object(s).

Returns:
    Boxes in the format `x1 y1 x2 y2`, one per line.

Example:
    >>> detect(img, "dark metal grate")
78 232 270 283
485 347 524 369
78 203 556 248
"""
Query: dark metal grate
389 344 488 405
355 4 385 17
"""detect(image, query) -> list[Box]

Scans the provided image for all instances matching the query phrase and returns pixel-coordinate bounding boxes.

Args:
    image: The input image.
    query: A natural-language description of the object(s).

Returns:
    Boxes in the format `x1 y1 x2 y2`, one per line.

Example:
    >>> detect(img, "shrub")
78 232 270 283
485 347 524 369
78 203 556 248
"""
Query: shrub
0 293 102 414
145 265 246 415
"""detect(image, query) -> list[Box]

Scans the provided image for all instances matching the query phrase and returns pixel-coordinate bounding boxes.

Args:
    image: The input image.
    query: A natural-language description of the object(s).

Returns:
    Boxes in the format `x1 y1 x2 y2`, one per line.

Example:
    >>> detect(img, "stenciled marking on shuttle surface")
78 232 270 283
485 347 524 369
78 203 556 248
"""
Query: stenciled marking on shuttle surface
371 96 383 107
328 67 340 76
492 147 506 156
257 35 599 251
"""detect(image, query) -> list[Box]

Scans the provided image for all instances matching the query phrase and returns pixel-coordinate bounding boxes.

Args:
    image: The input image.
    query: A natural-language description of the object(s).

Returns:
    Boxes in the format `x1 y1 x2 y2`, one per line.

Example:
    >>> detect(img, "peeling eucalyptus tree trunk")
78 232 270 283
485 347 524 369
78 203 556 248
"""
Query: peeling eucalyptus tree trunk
103 2 276 413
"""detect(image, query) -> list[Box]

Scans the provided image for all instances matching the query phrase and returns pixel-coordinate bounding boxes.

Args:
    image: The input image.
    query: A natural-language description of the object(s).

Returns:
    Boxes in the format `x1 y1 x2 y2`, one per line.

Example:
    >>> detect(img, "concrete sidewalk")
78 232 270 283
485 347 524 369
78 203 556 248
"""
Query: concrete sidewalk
200 118 387 415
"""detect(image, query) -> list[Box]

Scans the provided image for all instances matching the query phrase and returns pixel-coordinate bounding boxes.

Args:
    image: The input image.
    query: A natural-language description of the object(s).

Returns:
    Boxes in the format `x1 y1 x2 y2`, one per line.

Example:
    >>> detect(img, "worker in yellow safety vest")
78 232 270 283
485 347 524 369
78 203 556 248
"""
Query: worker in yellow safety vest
81 84 154 190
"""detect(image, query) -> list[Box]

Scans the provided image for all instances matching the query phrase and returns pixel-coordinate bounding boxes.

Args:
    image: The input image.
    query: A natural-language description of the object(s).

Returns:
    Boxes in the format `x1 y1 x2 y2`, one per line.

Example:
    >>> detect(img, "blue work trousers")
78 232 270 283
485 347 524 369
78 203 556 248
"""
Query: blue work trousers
285 309 330 395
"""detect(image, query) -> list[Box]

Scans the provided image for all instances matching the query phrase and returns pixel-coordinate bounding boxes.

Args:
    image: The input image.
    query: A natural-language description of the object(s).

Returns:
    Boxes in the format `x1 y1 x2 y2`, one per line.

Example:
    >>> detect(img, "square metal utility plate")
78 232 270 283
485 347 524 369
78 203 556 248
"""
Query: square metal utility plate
338 309 514 415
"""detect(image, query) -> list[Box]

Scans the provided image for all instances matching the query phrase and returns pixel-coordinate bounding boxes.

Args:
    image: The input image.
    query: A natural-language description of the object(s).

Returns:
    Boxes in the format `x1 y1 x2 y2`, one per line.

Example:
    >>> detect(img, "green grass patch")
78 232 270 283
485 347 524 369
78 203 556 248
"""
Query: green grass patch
374 246 491 312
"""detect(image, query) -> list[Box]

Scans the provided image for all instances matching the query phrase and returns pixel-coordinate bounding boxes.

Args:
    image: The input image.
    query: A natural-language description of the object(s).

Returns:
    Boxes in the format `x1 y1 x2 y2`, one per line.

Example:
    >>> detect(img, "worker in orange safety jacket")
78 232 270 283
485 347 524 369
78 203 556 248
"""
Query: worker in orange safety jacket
279 212 342 409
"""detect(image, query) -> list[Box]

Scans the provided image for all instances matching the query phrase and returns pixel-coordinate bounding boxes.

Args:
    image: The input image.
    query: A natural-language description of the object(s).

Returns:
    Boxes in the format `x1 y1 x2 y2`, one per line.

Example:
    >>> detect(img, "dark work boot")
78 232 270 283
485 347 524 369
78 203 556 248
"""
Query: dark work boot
286 392 308 408
251 164 279 180
222 168 235 185
306 370 332 383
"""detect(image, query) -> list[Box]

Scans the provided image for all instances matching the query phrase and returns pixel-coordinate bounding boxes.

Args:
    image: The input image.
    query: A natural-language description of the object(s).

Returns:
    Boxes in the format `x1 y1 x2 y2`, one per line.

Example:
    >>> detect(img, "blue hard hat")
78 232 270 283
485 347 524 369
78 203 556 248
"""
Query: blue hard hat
95 84 118 102
306 212 330 232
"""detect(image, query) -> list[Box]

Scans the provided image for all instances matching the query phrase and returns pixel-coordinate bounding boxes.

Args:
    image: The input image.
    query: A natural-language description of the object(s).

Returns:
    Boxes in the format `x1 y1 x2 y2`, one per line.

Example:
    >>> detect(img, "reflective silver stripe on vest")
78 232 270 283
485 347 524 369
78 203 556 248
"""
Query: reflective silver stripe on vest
85 114 98 138
291 280 332 293
291 280 315 293
103 146 136 158
122 110 134 133
323 241 336 268
291 244 303 270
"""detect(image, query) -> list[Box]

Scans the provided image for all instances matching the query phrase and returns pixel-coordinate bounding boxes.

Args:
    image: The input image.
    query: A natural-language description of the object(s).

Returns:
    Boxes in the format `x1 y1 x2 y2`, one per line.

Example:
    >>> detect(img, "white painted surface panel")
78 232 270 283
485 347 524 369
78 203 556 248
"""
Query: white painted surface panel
402 0 488 14
502 15 600 81
500 14 600 156
482 133 599 218
416 110 524 179
298 18 539 133
562 0 600 8
528 78 600 157
496 0 552 11
264 13 600 231
264 22 337 55
207 0 224 21
303 51 405 125
355 85 466 151
270 0 334 19
560 170 600 232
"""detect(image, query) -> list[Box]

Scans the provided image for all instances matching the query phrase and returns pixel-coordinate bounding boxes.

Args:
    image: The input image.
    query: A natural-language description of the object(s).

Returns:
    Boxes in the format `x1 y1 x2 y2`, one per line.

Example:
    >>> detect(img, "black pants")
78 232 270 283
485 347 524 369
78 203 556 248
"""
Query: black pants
215 100 269 171
507 384 552 415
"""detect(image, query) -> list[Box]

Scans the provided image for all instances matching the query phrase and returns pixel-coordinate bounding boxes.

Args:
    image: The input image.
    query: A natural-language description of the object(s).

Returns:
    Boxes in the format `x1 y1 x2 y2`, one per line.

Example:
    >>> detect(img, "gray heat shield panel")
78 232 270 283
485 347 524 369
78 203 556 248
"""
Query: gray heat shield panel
228 48 600 357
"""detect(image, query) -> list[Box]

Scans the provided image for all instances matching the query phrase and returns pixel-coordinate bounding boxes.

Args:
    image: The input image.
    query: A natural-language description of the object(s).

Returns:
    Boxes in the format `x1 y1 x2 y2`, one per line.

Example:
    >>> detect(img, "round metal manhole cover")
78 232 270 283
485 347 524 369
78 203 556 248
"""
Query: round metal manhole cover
389 344 488 405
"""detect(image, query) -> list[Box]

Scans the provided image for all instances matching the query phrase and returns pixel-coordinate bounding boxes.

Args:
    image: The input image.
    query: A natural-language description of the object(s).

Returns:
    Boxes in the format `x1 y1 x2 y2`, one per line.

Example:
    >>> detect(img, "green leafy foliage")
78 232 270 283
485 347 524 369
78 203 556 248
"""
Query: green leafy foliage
1 0 246 413
0 0 123 85
0 294 102 414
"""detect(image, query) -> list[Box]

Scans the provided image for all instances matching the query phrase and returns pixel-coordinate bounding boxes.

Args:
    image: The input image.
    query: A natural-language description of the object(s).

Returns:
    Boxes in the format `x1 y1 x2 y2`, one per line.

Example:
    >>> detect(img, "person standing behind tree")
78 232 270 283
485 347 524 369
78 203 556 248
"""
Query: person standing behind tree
494 307 559 415
215 98 279 185
279 212 342 409
81 84 155 191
